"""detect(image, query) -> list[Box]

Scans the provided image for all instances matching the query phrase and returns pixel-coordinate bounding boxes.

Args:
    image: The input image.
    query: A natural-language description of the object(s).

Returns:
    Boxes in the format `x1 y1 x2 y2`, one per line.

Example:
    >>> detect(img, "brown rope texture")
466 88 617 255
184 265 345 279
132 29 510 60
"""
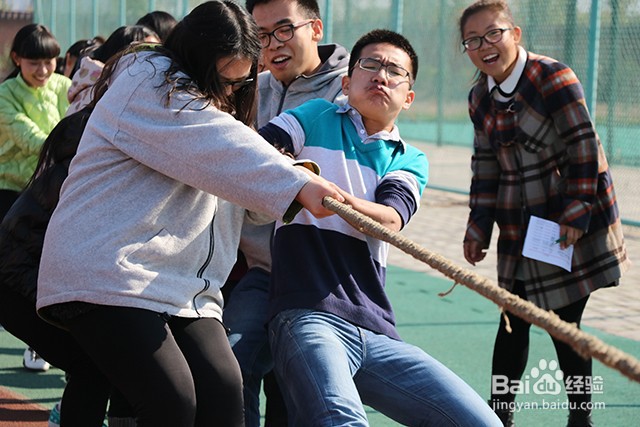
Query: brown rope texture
322 196 640 383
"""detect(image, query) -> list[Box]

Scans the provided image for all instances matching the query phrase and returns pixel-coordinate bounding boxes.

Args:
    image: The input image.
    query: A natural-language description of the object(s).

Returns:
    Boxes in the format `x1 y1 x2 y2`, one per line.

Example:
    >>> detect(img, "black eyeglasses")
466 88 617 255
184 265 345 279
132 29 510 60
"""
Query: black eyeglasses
462 28 513 51
220 78 254 91
258 20 315 48
355 57 412 82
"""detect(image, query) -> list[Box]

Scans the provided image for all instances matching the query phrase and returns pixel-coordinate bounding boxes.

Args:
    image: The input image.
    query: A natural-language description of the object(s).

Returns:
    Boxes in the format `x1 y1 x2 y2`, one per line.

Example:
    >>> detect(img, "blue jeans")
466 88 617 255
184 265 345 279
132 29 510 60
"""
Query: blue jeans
224 268 273 427
269 309 502 427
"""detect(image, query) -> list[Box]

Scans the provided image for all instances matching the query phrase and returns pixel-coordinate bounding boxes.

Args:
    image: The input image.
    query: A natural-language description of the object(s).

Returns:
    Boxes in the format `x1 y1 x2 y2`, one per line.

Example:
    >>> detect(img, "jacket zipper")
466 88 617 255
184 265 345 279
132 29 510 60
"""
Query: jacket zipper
277 84 289 116
276 66 343 115
191 216 216 315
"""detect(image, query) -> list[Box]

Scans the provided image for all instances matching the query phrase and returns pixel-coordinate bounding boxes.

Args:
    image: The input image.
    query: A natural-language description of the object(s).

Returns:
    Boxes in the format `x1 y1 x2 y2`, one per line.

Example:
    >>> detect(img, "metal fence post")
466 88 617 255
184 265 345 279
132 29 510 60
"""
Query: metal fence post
436 0 445 146
92 0 99 37
606 0 621 161
392 0 403 33
323 0 333 44
182 0 190 18
33 0 43 24
586 0 601 118
563 0 577 65
119 0 127 27
69 0 77 48
50 0 56 35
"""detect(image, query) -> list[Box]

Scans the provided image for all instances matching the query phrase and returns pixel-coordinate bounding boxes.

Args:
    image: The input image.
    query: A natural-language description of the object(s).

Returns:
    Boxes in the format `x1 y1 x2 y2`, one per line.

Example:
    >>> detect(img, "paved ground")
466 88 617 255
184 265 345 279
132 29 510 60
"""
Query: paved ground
0 141 637 426
389 141 640 342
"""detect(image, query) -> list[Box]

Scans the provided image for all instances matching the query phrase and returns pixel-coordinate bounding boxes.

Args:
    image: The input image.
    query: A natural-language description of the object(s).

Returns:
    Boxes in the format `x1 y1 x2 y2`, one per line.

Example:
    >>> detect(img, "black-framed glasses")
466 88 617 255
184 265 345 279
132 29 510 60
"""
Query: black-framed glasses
258 19 315 48
462 28 513 51
220 78 254 91
355 57 412 82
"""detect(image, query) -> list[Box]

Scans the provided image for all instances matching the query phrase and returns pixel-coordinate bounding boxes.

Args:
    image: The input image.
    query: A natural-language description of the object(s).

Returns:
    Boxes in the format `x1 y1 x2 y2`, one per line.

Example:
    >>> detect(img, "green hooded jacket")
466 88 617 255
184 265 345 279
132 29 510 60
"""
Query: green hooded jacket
0 72 71 191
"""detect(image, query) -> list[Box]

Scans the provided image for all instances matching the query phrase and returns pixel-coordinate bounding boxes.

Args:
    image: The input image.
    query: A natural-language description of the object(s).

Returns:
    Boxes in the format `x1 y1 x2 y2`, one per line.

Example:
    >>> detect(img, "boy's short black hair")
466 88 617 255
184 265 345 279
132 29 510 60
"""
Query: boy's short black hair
348 29 418 82
246 0 320 19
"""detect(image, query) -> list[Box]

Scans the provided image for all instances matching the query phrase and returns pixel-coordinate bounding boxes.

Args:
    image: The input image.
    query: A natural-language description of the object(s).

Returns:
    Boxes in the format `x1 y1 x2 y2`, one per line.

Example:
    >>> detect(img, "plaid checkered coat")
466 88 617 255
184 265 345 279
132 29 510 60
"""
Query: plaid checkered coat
464 52 630 310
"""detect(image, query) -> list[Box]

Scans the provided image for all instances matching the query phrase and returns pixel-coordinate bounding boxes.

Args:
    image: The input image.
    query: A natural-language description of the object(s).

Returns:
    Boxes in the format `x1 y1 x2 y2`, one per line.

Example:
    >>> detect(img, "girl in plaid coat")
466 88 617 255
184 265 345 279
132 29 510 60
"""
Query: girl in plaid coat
459 1 630 426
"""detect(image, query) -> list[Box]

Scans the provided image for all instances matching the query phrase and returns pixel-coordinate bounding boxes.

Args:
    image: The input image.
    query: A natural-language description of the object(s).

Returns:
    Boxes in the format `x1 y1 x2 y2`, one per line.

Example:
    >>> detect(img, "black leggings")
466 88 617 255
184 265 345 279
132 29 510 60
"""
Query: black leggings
491 281 591 407
65 305 244 427
0 288 111 426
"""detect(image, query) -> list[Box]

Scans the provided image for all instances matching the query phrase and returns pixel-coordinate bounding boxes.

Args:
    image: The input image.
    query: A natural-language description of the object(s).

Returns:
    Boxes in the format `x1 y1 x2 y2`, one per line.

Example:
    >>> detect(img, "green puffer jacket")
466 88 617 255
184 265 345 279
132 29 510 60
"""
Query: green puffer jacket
0 73 71 191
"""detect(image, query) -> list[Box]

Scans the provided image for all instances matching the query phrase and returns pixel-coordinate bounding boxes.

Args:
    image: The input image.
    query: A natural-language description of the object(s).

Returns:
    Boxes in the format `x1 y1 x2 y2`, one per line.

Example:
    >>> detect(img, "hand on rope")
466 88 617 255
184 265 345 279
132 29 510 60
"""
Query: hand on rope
321 196 640 383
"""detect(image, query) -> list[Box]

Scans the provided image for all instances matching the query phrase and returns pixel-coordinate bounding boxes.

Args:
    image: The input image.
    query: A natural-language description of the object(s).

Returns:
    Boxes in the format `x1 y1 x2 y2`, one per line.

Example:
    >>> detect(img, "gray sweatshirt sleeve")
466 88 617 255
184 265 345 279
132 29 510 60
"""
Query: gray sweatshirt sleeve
93 54 310 220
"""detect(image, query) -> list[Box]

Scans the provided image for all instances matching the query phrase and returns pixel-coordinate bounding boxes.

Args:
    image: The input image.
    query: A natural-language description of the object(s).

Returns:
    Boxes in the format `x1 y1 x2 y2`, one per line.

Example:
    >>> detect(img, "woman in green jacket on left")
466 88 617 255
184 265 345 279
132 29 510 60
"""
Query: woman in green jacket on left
0 23 71 221
0 23 71 375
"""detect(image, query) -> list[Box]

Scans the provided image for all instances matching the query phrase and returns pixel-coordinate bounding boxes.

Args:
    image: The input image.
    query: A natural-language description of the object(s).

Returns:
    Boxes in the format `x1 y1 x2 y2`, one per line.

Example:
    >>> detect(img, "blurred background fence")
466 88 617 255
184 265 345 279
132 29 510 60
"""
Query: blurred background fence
1 0 640 223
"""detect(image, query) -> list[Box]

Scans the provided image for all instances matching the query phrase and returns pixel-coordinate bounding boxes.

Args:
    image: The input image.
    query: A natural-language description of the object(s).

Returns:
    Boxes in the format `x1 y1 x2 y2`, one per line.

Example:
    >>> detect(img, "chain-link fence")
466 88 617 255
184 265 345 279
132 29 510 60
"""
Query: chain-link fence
321 0 640 223
3 0 640 222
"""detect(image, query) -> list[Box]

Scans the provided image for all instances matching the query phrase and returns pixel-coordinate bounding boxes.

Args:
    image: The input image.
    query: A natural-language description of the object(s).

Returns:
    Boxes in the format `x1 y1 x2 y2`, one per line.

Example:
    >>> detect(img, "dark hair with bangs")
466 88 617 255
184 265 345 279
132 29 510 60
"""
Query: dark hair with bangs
246 0 320 19
91 0 261 126
5 24 61 81
348 29 418 81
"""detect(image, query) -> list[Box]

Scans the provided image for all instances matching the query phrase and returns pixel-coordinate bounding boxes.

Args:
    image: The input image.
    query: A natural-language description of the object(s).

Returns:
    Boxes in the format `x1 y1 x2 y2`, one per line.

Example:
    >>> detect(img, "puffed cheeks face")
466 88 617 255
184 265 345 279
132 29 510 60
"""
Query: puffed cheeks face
341 43 415 128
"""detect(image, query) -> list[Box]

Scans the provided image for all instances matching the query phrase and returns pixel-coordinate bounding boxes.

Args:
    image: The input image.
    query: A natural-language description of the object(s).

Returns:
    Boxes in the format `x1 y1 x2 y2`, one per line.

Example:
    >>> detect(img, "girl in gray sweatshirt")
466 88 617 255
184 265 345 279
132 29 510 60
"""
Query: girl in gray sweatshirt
36 2 342 425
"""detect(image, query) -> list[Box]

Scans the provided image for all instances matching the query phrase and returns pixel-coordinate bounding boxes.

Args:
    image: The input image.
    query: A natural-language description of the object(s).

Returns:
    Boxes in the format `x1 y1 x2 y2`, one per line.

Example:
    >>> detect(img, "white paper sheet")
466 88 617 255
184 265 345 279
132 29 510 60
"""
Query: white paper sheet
522 216 573 272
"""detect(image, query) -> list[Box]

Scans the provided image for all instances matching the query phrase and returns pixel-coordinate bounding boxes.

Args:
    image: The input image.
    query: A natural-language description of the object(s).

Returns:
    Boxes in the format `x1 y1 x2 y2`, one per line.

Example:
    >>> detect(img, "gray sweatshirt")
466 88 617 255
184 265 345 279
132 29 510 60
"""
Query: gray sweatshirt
256 43 349 129
242 43 350 271
37 51 312 321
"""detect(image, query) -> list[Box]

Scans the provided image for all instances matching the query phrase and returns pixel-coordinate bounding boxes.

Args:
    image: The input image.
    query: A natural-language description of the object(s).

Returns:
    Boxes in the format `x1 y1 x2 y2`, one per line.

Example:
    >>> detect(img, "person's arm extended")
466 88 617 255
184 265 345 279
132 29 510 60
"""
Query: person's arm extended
294 165 403 230
337 188 403 232
295 172 344 219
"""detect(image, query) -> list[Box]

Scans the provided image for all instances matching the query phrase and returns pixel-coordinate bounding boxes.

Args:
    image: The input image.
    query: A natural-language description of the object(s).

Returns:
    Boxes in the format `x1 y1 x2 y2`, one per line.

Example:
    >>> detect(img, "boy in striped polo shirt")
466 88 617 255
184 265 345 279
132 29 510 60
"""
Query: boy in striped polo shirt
259 28 502 426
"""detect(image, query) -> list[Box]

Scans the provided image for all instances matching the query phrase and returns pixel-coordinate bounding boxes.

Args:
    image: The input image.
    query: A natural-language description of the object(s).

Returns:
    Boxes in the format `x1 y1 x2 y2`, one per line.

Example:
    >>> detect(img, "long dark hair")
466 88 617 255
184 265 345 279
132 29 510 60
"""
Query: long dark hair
5 24 61 81
91 1 261 126
136 11 178 42
90 25 159 63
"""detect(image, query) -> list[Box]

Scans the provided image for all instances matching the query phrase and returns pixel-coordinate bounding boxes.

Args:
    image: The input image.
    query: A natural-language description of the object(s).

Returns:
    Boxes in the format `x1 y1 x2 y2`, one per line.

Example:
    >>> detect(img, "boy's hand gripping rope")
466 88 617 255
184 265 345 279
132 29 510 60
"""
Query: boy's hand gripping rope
321 196 640 383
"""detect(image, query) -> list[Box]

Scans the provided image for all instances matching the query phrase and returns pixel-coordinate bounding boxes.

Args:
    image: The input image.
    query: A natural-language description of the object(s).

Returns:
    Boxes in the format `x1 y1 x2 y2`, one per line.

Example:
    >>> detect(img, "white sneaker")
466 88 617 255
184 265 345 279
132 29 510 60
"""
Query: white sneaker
23 347 51 371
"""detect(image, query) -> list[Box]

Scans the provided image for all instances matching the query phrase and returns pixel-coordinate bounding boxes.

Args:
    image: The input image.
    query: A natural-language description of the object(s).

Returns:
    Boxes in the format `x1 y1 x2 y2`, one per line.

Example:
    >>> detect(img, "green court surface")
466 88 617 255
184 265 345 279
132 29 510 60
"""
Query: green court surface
1 265 638 426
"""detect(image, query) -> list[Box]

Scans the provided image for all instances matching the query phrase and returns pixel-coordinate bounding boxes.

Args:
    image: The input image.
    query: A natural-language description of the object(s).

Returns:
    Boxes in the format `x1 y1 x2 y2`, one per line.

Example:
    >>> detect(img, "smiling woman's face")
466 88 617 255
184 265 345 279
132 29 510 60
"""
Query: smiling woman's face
462 9 521 84
12 54 57 88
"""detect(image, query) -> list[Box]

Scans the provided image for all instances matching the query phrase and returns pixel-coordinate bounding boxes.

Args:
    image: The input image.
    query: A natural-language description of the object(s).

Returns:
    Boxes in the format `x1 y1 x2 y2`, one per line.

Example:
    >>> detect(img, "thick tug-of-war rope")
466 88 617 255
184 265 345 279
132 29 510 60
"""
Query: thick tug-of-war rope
322 196 640 383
